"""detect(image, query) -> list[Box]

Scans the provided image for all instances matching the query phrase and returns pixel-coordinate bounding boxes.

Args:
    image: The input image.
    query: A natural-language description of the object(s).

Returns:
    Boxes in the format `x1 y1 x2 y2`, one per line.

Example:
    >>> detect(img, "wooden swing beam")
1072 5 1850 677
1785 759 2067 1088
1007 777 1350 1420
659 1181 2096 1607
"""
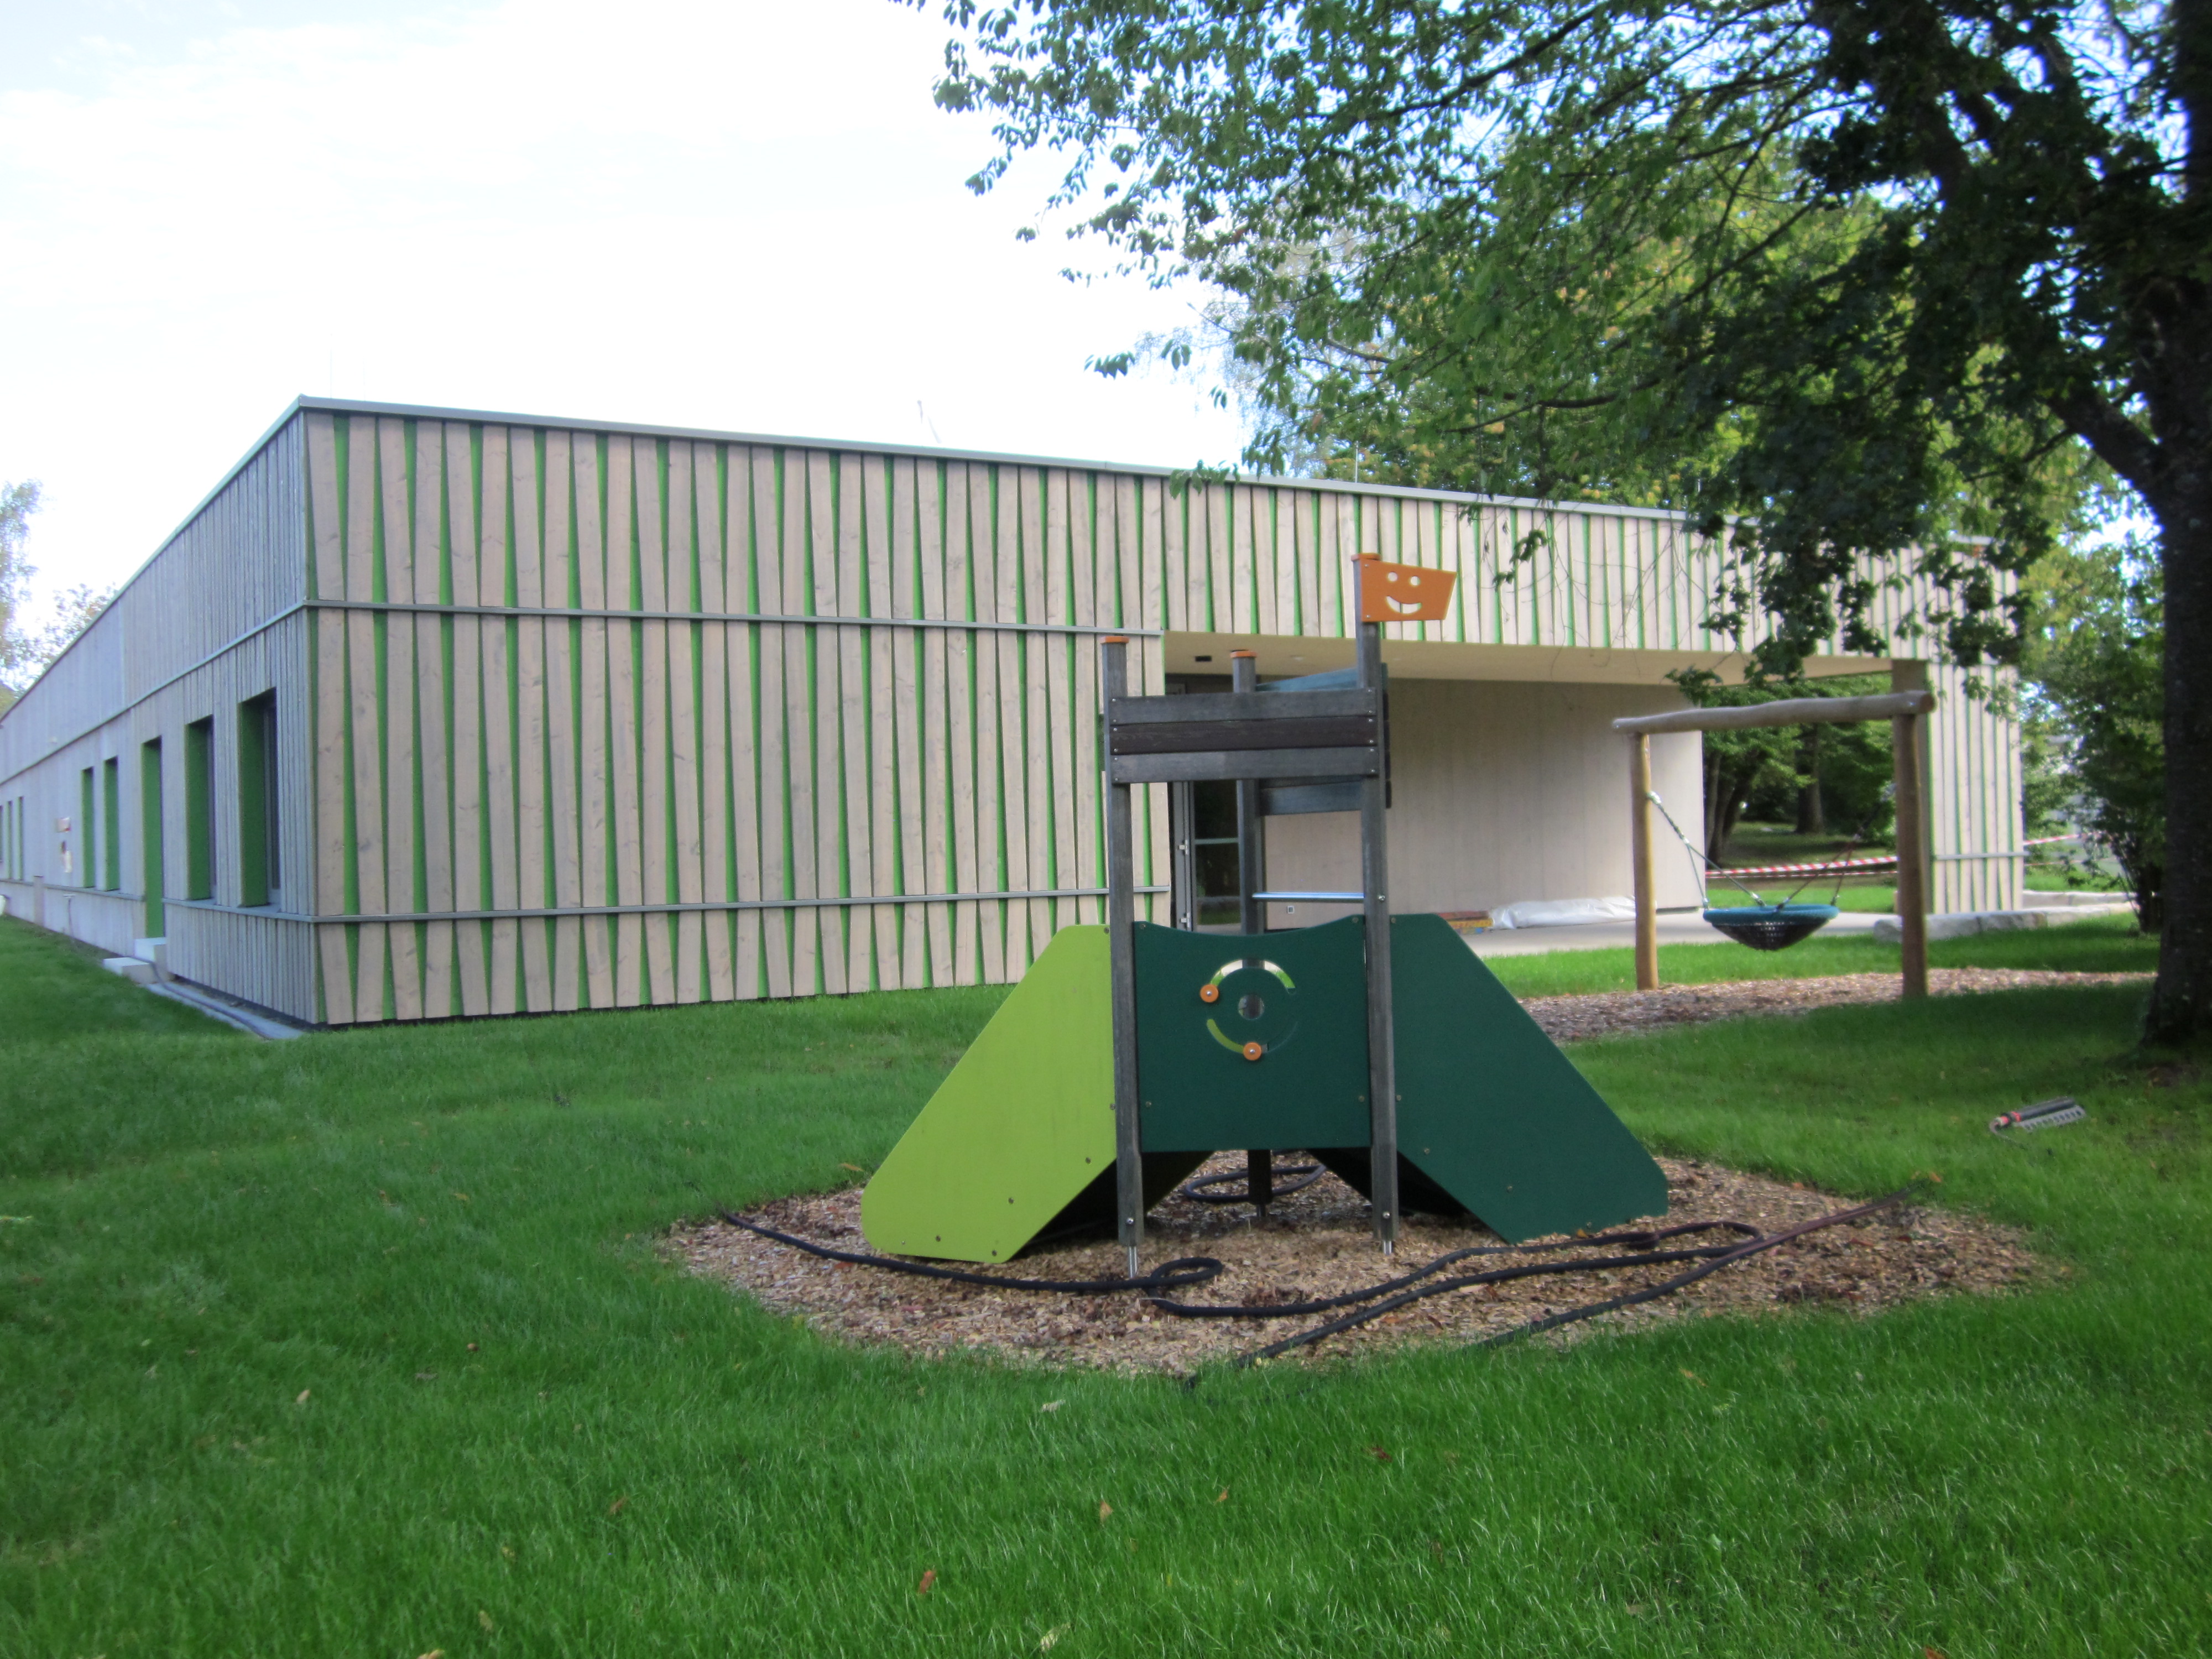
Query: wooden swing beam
1612 688 1937 997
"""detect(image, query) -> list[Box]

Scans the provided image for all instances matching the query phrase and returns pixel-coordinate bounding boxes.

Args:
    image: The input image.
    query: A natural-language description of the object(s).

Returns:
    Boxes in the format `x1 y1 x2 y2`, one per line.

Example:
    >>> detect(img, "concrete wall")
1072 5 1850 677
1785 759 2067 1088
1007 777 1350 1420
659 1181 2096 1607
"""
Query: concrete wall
1261 679 1706 926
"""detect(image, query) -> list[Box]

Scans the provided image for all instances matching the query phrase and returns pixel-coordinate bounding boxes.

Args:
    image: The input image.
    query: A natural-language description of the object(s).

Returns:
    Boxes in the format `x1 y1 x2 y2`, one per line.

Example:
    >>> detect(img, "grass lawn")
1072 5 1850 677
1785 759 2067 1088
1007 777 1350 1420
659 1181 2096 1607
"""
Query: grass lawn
1717 822 1896 867
2 914 2207 1656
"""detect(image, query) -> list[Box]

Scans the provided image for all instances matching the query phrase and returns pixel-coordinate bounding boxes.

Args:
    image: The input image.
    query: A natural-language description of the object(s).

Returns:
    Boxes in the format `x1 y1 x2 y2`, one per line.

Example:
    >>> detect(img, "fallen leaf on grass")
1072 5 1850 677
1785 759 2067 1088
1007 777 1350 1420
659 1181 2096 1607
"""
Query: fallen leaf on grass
415 1371 437 1383
1039 1626 1069 1652
1215 1489 1229 1503
478 1610 495 1633
418 1651 444 1658
295 1389 311 1405
608 1495 629 1516
1365 1446 1391 1463
452 1192 471 1204
1097 1501 1113 1521
1680 1369 1707 1387
840 1163 867 1174
1924 1647 1947 1659
1039 1400 1065 1413
916 1568 937 1596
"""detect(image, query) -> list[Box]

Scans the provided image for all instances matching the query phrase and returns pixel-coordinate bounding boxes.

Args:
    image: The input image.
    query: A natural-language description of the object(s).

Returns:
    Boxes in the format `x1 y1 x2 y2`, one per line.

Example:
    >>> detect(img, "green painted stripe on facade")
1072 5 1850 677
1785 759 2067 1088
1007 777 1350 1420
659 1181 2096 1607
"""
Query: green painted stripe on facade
103 757 119 891
79 767 95 888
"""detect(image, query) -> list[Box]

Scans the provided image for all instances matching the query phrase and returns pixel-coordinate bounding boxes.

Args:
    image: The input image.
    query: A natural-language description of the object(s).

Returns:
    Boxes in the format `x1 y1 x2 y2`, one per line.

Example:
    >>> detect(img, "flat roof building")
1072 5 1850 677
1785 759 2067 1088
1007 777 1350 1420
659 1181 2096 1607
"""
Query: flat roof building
0 397 2022 1025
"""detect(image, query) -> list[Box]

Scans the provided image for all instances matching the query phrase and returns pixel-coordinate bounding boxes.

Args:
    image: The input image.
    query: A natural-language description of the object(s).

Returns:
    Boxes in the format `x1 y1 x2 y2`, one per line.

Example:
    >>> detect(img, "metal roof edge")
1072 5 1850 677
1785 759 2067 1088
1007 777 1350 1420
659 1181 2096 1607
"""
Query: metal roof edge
289 394 1703 524
0 398 312 735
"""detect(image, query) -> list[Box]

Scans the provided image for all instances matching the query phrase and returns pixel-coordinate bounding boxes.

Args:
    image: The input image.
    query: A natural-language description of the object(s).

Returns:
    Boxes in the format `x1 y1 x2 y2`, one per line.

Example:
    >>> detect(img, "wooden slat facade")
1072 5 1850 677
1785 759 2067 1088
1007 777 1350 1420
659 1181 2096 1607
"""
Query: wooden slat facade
0 396 2026 1024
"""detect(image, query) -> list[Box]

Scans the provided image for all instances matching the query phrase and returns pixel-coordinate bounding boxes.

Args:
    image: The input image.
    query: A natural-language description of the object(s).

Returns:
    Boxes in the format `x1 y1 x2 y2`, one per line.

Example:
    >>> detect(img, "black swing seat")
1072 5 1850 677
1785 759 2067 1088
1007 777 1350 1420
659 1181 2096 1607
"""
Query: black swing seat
1701 902 1840 951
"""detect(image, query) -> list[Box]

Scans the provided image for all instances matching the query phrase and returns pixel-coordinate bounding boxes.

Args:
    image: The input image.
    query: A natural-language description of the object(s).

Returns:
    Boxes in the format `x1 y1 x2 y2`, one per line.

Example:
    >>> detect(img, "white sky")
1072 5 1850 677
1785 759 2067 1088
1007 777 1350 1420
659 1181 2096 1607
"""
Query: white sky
0 0 1245 609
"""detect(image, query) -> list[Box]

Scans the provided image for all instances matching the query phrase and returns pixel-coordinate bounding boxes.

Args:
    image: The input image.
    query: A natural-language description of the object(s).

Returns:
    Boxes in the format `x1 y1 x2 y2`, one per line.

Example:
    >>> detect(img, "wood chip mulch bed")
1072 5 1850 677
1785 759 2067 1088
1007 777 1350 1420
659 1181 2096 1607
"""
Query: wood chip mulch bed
674 971 2107 1373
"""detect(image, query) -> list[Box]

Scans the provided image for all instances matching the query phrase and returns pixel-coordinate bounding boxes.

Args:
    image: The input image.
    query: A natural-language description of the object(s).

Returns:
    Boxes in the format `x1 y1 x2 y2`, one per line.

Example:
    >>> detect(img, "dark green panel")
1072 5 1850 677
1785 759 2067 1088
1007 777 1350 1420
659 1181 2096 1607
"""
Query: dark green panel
101 758 119 890
237 695 270 908
1134 916 1369 1152
1390 914 1667 1241
79 768 95 888
182 717 214 900
140 739 165 935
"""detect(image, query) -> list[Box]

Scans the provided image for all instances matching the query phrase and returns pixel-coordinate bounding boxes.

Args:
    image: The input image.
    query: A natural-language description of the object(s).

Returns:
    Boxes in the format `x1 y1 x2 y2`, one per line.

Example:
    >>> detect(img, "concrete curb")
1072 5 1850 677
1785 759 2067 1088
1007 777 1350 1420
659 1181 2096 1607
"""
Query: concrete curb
144 979 309 1040
1871 902 2137 943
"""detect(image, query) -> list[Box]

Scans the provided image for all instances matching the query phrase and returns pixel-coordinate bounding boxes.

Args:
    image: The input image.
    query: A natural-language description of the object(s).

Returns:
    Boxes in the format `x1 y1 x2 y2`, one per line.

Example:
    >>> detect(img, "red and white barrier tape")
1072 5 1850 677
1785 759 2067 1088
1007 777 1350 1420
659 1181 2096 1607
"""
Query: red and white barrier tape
1719 853 1899 879
1720 833 2081 882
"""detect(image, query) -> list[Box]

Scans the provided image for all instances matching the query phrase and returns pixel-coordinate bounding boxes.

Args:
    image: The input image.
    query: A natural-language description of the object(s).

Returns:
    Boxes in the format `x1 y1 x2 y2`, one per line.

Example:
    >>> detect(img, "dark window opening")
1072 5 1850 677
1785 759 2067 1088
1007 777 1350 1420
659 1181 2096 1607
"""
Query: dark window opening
1189 778 1243 927
238 691 279 906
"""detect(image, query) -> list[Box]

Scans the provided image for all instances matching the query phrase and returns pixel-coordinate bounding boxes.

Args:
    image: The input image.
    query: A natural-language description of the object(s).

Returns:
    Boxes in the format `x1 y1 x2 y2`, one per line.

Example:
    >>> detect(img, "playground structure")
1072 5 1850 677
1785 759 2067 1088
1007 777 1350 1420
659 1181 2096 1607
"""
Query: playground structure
1614 689 1937 994
863 557 1668 1271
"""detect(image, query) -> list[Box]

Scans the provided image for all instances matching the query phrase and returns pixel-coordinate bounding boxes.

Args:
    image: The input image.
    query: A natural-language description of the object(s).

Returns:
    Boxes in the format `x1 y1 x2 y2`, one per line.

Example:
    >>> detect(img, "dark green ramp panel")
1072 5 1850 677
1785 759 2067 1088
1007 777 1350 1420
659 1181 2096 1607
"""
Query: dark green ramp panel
860 926 1119 1262
1390 914 1667 1240
1133 917 1369 1152
861 916 1665 1262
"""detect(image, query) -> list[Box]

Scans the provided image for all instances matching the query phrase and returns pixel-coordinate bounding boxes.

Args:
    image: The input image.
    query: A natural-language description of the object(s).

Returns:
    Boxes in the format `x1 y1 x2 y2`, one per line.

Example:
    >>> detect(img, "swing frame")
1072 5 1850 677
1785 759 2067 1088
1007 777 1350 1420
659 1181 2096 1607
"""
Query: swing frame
1613 688 1938 995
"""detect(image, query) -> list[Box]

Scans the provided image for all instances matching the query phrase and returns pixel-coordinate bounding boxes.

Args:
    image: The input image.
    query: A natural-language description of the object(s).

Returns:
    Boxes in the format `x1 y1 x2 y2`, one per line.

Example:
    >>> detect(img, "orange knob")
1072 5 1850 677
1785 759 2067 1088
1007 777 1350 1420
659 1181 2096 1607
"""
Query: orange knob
1241 1041 1264 1062
1199 983 1219 1003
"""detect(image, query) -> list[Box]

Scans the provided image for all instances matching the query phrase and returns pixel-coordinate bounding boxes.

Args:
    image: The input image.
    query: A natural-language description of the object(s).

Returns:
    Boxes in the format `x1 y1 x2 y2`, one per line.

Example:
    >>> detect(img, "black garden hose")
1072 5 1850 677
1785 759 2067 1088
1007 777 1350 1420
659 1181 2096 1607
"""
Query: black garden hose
1213 1185 1914 1365
1179 1161 1327 1204
707 1203 1224 1296
703 1182 1919 1364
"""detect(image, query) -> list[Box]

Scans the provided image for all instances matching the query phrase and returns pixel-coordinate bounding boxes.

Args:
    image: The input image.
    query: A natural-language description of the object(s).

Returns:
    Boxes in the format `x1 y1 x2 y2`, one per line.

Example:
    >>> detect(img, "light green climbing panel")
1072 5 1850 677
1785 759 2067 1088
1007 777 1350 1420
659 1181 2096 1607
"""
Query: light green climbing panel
860 926 1116 1262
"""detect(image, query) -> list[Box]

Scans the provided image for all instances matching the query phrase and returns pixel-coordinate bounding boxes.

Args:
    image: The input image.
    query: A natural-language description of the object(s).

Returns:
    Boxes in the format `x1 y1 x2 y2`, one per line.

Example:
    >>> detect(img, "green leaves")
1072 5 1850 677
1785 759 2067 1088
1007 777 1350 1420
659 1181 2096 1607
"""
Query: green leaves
934 0 2200 679
2025 540 2163 926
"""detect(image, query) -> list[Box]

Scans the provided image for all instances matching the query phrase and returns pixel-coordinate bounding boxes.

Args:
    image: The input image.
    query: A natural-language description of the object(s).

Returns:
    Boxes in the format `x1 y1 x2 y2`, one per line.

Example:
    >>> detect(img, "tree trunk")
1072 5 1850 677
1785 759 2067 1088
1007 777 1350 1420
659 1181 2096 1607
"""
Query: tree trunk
1796 726 1826 834
2145 483 2212 1043
1703 753 1728 859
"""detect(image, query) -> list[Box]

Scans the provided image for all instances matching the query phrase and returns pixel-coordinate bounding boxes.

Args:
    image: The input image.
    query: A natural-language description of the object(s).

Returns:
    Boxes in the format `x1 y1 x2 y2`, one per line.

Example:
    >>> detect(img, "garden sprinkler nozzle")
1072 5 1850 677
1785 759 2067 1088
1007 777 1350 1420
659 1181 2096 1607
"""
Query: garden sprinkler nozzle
1990 1096 2086 1135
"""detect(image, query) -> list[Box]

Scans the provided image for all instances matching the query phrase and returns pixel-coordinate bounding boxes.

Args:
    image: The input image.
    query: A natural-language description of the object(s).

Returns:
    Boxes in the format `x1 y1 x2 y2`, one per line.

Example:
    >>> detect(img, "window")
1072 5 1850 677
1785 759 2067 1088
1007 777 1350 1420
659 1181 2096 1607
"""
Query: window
1187 779 1244 927
141 741 165 934
237 691 279 906
80 768 96 887
102 758 120 890
183 717 213 900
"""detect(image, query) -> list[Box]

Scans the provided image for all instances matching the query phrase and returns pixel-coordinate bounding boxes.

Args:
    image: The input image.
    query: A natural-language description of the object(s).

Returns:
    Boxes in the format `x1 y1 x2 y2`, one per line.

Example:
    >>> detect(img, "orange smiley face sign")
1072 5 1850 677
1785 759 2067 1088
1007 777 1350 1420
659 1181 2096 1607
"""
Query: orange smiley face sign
1355 554 1457 623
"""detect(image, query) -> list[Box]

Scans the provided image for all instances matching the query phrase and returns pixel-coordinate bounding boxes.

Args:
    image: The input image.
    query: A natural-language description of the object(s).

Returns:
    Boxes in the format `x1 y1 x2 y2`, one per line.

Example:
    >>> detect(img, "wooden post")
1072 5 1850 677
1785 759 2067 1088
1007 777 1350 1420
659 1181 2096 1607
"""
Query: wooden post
1630 733 1658 991
1100 638 1146 1275
1230 650 1271 1216
1893 711 1929 998
1357 615 1399 1255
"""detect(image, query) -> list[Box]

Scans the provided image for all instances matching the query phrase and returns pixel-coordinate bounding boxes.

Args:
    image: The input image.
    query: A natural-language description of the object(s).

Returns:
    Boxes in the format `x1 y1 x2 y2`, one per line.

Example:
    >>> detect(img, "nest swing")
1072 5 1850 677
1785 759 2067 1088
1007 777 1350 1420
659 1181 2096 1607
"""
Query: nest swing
1645 791 1885 953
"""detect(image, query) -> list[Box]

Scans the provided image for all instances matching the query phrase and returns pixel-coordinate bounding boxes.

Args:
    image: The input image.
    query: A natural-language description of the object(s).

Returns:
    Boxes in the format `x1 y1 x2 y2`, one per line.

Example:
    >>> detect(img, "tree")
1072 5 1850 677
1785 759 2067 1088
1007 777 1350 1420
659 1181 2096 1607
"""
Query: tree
0 481 113 716
1671 669 1895 855
933 0 2209 1036
1 479 44 712
2028 539 2166 927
